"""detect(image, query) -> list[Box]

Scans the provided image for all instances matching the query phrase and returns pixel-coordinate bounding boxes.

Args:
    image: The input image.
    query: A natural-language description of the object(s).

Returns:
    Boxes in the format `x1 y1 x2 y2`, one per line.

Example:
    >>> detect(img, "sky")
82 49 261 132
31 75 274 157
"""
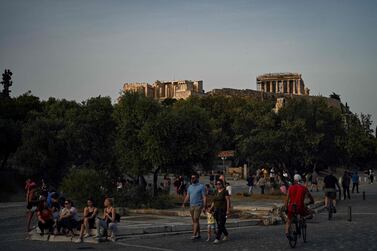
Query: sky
0 0 376 128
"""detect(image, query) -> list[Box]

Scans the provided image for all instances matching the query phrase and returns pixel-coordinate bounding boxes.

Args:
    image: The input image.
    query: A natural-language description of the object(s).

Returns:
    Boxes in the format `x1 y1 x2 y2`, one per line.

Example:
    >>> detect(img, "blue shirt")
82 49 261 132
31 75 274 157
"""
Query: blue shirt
187 183 206 206
352 174 359 183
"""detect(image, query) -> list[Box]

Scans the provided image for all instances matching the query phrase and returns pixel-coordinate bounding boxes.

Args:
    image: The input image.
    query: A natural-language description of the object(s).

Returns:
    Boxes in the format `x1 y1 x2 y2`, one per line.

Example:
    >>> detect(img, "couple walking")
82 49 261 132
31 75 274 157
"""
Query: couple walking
182 173 231 244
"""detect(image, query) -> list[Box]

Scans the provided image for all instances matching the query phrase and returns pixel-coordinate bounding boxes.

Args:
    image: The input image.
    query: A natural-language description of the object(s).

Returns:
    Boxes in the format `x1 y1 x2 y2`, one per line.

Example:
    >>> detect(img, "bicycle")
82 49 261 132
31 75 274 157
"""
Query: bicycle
327 190 339 220
287 204 307 248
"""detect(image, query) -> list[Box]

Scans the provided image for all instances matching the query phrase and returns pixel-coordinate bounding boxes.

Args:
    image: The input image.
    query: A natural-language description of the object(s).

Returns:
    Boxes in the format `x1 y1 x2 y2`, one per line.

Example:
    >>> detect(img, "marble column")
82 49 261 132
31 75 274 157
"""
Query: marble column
287 80 291 94
298 79 301 95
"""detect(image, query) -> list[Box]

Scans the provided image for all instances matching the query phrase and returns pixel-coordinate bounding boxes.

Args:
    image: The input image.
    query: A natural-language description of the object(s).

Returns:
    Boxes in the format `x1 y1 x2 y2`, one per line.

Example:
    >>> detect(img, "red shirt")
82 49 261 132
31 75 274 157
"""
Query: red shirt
288 184 308 214
39 208 52 221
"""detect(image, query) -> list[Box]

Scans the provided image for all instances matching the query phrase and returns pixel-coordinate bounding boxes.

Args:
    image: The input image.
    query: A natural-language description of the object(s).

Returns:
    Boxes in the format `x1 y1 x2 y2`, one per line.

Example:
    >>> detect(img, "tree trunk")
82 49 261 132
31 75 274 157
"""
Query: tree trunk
1 152 9 170
152 166 161 197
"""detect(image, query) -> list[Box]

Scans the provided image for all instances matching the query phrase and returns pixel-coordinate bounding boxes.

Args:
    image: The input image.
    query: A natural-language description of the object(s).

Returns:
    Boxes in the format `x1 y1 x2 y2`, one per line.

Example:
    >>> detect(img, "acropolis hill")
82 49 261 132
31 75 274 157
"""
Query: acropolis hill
122 73 341 110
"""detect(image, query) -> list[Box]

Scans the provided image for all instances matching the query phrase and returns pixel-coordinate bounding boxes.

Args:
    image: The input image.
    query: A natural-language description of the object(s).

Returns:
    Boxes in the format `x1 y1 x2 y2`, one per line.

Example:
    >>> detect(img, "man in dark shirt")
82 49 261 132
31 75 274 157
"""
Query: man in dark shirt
324 171 341 212
342 171 351 200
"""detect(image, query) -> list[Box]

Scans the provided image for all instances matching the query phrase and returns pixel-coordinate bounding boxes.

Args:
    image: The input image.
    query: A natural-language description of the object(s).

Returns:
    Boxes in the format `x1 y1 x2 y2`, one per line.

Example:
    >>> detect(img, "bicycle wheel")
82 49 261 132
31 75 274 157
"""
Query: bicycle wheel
301 220 307 243
288 223 298 248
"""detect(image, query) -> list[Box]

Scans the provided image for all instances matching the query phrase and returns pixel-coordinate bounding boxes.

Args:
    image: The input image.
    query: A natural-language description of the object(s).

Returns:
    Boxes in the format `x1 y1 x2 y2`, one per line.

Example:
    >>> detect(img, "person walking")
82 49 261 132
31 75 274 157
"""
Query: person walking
342 171 351 200
369 169 374 184
182 173 207 240
209 180 231 244
352 171 360 193
246 174 254 194
311 169 319 192
257 176 266 194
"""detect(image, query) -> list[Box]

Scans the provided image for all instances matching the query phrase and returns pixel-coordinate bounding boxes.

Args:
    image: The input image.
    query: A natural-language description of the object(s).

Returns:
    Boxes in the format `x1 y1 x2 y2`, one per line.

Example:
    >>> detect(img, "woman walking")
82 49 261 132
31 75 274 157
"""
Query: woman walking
209 180 231 244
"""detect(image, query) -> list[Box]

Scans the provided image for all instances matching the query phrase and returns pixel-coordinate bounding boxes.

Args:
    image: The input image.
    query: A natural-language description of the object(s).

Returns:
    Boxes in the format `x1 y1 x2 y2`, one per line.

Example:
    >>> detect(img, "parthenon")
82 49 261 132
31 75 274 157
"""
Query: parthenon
123 80 204 101
256 73 309 96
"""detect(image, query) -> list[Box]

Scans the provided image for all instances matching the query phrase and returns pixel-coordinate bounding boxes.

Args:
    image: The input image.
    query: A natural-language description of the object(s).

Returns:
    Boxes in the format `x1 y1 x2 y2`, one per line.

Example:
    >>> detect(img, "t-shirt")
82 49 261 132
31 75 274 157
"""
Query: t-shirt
207 212 215 224
39 208 52 221
352 174 359 183
324 175 338 189
187 183 206 207
226 185 232 196
60 207 79 221
288 184 308 214
342 175 351 187
213 189 229 210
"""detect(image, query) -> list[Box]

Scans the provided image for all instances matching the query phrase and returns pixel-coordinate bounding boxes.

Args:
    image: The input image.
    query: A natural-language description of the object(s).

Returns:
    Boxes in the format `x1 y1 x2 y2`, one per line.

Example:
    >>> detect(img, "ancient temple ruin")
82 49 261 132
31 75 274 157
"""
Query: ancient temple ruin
256 73 310 96
123 80 204 100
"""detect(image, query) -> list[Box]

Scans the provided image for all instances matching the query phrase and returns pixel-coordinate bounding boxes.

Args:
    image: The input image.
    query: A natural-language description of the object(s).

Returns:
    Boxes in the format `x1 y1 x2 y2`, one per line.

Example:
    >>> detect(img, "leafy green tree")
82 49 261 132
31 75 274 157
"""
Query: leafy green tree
65 96 116 175
141 103 214 196
13 98 80 184
113 92 161 181
0 92 41 169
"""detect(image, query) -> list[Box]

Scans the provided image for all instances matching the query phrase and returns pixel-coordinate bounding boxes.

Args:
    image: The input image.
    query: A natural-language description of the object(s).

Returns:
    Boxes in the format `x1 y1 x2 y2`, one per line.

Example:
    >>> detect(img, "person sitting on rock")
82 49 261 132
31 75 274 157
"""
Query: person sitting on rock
57 200 79 236
95 198 119 242
75 197 98 243
37 200 54 236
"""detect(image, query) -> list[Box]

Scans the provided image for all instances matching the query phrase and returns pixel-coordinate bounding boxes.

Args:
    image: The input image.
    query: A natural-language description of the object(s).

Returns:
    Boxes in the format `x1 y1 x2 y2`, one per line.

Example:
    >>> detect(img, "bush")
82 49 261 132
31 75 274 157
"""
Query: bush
114 186 175 209
60 168 109 208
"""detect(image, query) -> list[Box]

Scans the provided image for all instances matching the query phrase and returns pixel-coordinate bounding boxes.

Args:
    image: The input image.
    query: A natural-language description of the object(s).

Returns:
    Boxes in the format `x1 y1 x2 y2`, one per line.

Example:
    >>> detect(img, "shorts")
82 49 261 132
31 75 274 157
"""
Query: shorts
287 207 310 220
207 223 215 230
189 206 203 220
324 188 337 199
26 202 37 212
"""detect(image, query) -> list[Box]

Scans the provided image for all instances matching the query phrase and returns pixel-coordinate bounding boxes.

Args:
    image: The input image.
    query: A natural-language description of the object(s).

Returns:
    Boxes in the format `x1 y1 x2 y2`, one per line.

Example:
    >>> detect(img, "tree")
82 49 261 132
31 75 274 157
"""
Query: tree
1 69 13 98
141 103 214 196
13 98 80 184
0 92 41 169
113 92 161 181
65 96 116 175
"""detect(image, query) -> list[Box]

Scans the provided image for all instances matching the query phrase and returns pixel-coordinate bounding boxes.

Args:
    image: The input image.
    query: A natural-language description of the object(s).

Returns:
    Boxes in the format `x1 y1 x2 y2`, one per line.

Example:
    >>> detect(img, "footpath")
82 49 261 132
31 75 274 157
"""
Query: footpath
28 192 325 243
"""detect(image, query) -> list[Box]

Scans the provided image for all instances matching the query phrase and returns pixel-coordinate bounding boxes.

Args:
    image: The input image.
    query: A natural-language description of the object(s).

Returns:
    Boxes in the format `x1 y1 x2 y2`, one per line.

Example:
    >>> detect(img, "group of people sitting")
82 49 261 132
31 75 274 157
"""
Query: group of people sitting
25 179 120 242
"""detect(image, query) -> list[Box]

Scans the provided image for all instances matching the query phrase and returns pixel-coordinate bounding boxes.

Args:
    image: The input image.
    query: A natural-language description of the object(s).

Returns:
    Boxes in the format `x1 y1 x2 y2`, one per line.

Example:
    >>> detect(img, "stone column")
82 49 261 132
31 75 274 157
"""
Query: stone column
270 81 273 93
287 80 290 94
298 79 301 95
275 81 279 93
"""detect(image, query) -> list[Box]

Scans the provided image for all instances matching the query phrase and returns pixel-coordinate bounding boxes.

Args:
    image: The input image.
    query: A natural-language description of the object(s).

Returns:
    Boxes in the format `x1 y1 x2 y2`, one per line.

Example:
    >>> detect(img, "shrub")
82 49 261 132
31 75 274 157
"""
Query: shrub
114 186 175 209
60 168 109 208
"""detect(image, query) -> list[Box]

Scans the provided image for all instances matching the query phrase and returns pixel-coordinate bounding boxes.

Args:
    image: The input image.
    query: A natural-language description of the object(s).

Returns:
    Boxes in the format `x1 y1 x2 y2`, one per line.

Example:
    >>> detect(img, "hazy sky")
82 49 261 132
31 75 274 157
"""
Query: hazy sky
1 0 376 127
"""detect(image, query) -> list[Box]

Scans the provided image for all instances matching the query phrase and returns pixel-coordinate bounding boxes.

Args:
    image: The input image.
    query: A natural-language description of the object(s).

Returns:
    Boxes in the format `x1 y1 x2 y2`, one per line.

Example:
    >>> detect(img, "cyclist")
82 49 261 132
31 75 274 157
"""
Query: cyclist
284 174 314 239
323 170 341 213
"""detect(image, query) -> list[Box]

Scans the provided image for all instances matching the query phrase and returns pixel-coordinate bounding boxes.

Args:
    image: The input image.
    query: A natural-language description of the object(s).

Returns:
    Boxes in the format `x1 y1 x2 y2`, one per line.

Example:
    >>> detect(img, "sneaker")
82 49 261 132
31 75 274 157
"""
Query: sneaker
74 238 83 243
83 233 90 238
195 235 201 240
223 236 229 241
206 238 211 242
109 236 117 242
190 236 197 240
213 239 220 244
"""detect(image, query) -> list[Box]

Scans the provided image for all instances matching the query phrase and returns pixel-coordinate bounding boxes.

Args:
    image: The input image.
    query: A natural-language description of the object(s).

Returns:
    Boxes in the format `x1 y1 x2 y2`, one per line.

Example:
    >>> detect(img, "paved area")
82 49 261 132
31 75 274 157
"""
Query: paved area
1 182 376 250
